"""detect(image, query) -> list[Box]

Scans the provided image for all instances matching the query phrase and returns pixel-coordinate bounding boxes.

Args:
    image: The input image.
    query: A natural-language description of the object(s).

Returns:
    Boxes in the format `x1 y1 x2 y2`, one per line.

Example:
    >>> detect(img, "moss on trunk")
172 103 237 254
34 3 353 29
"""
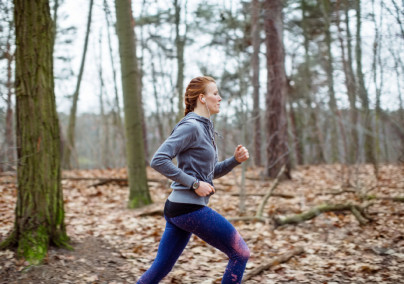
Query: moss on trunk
0 0 70 265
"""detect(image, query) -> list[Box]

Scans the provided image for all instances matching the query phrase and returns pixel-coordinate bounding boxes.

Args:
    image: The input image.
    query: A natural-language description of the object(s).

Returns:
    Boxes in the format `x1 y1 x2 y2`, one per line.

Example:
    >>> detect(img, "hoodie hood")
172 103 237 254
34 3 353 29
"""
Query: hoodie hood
179 112 212 127
174 112 214 137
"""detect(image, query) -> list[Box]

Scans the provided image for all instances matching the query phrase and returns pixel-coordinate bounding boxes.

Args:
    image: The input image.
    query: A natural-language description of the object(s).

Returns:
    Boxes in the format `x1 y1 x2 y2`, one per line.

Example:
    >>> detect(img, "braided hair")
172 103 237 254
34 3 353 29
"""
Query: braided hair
184 76 216 116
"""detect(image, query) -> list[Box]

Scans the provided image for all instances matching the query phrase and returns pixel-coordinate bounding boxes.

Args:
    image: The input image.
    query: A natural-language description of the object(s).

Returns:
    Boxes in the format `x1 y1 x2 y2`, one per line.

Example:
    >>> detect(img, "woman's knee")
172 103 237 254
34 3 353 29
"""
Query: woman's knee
231 232 250 260
242 244 250 260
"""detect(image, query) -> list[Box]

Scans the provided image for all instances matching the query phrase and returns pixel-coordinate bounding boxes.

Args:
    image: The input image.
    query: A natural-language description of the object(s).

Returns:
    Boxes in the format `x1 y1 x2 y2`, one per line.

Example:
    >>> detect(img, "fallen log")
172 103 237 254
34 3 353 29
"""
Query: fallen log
365 195 404 203
134 203 164 217
242 246 305 281
273 203 372 227
315 189 357 196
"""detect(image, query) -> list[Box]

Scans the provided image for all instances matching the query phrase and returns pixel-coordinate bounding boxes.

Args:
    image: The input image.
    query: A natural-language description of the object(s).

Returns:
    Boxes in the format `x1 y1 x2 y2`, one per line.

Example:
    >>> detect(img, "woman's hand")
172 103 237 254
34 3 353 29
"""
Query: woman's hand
195 181 215 197
234 145 249 163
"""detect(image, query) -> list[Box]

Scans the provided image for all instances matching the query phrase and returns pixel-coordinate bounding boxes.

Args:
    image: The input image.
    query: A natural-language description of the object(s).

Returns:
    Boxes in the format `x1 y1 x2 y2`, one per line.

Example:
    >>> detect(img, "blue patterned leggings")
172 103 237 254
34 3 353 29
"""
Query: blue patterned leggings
137 206 250 284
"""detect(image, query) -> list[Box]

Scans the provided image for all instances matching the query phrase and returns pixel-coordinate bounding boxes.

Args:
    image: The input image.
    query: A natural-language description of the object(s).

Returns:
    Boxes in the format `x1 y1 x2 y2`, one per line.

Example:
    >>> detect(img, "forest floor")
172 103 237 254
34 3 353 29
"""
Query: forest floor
0 164 403 284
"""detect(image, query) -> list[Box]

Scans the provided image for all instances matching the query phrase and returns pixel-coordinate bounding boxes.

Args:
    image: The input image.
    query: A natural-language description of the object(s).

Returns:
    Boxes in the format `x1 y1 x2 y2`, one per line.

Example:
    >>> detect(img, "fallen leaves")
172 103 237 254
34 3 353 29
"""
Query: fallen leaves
0 164 403 283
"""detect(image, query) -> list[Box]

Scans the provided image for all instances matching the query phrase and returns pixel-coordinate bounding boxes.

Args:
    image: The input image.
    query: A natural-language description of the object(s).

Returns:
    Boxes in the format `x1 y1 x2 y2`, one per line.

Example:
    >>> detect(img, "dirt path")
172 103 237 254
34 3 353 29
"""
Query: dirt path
0 237 134 284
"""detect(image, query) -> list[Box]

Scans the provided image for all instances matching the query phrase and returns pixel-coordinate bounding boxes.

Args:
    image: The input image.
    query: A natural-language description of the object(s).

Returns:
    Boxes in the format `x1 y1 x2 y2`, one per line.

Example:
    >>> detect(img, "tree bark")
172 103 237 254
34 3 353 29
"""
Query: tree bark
115 0 152 208
1 0 70 264
63 0 94 169
251 0 262 166
264 0 290 178
355 0 376 166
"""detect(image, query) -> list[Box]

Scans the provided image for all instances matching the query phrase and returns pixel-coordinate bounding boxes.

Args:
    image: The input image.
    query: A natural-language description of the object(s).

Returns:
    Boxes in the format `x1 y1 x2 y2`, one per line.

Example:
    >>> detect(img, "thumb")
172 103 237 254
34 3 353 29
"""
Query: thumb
236 145 242 151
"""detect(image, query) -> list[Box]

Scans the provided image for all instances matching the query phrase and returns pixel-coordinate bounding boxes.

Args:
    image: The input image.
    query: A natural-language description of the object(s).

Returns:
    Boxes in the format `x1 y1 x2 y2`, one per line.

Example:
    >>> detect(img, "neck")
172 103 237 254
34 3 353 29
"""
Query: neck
193 105 211 119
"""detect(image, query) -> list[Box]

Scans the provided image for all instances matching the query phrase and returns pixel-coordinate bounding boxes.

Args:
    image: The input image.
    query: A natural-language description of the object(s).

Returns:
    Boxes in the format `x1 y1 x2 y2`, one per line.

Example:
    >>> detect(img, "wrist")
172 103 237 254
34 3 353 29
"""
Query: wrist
191 179 200 192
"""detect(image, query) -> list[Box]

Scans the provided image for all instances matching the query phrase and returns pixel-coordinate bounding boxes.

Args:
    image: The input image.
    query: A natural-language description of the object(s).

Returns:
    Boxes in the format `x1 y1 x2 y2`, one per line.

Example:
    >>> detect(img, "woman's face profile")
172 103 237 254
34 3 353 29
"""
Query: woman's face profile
203 82 222 114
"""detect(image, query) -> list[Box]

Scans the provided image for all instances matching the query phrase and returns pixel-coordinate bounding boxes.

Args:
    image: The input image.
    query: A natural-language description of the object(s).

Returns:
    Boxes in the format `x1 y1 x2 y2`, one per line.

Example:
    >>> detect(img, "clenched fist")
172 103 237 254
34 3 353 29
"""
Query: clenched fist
234 145 249 163
195 181 215 197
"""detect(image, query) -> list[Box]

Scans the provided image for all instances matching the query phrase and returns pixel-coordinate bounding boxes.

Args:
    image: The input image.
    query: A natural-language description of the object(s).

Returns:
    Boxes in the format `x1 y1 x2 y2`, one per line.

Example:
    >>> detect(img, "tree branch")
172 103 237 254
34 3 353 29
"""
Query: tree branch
273 203 371 227
256 165 285 218
242 247 305 281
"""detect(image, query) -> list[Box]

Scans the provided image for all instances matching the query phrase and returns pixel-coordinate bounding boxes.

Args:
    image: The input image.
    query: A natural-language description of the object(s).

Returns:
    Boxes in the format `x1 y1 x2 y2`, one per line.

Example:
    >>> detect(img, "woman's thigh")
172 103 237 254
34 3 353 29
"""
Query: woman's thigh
168 207 249 258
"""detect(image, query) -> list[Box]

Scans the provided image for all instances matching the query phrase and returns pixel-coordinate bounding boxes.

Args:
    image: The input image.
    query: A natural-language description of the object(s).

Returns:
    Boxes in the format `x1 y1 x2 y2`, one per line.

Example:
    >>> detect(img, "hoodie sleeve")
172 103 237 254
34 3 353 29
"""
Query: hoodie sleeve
213 156 241 179
150 121 197 188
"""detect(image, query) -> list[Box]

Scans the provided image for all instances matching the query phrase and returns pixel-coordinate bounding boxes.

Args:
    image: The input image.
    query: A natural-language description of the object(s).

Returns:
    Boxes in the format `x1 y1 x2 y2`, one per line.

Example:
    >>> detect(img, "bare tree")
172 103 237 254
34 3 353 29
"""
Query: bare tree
174 0 188 122
251 0 262 167
264 0 290 178
63 0 94 169
355 0 376 166
115 0 151 208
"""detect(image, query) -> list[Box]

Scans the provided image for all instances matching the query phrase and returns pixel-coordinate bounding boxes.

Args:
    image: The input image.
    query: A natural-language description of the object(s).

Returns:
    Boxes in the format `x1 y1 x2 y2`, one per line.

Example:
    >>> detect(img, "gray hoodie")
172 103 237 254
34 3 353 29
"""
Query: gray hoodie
150 112 240 206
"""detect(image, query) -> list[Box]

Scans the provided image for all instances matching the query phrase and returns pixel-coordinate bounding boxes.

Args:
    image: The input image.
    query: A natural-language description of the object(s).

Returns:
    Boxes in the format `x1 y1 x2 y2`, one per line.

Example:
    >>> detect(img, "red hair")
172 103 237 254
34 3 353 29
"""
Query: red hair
184 76 216 116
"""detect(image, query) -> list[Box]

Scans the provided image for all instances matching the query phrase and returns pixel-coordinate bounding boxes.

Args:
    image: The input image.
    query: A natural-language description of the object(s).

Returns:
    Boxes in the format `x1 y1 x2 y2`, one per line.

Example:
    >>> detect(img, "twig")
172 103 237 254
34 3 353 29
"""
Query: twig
256 165 286 218
242 247 305 281
227 166 285 223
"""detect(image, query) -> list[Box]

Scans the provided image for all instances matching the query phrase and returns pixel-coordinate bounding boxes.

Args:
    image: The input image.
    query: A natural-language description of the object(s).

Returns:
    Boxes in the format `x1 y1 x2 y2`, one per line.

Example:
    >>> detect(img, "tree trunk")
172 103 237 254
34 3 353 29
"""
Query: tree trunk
3 16 15 172
264 0 290 178
355 0 376 165
391 51 404 128
137 1 149 162
288 96 303 165
371 0 383 163
63 0 94 169
301 0 324 164
115 0 151 208
337 0 358 164
151 58 165 144
104 0 126 167
320 0 340 163
251 0 262 167
97 32 110 168
1 0 70 264
175 0 186 122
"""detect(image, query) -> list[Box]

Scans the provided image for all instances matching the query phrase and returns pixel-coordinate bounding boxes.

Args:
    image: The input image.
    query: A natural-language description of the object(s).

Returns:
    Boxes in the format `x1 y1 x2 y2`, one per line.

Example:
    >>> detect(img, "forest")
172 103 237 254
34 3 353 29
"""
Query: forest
0 0 403 283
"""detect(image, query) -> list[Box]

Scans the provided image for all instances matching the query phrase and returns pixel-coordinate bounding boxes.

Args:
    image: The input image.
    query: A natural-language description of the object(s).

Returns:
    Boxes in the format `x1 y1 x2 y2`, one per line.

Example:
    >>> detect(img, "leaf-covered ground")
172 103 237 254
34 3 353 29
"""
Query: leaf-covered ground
1 164 403 283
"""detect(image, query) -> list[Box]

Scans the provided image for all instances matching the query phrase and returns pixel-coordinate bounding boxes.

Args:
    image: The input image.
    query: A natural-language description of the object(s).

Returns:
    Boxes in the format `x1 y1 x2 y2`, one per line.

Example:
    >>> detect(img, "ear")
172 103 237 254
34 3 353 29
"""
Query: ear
199 94 205 103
